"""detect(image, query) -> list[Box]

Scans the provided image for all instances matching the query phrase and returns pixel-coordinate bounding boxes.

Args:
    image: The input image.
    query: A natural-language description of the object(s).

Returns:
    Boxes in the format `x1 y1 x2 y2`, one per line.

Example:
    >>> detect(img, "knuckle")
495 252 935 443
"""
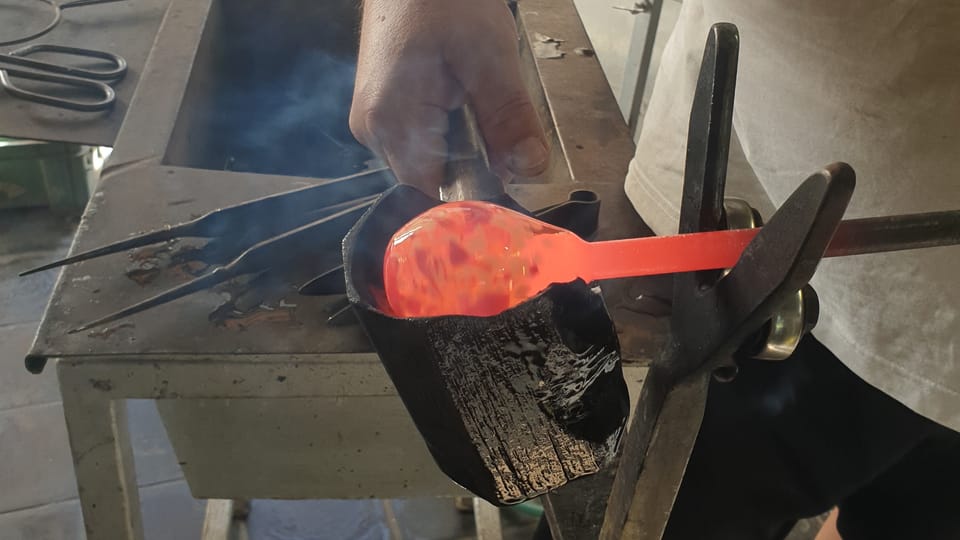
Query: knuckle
477 93 541 152
363 106 390 133
348 107 367 142
349 100 390 146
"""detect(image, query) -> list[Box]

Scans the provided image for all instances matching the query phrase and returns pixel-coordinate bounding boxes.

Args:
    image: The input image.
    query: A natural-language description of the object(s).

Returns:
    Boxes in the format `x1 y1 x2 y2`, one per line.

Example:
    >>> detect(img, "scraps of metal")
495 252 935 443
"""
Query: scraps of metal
532 33 566 60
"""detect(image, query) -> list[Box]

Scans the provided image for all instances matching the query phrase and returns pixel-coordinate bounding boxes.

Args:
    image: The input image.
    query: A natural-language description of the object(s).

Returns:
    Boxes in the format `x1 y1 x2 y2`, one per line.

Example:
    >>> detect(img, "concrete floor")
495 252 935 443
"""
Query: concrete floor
0 207 539 540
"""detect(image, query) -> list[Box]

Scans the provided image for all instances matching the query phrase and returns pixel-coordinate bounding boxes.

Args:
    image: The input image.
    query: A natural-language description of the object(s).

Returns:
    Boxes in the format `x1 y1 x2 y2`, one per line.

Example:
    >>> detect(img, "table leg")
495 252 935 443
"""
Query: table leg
201 500 234 540
58 363 144 540
473 498 503 540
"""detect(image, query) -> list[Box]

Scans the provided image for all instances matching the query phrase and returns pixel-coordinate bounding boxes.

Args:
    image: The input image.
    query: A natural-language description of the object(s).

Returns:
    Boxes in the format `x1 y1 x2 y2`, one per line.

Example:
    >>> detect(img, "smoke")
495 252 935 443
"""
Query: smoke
158 0 376 180
210 49 373 179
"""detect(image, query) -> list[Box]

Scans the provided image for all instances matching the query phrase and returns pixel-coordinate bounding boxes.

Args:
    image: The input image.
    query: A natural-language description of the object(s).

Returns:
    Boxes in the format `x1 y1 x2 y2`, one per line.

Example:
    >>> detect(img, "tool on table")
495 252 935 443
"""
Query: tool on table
67 195 380 333
0 0 127 47
21 167 397 331
382 200 960 318
0 43 127 111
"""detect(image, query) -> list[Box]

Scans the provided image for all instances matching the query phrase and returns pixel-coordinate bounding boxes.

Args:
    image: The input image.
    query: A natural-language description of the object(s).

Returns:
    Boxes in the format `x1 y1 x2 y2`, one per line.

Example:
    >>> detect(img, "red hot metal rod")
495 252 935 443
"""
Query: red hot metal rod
590 209 960 280
383 203 960 318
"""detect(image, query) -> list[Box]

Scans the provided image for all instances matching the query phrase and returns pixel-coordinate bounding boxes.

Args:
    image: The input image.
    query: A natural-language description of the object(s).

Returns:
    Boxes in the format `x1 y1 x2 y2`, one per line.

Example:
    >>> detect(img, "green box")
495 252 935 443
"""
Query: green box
0 138 102 215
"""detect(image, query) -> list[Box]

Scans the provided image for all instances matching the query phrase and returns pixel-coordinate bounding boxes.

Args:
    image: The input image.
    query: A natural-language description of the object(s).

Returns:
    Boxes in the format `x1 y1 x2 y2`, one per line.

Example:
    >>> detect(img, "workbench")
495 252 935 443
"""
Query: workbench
25 0 662 538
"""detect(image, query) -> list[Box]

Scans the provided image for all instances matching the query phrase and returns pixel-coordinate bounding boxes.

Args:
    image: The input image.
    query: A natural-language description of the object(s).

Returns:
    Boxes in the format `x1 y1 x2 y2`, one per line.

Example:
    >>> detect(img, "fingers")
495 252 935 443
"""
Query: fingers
447 8 550 178
469 79 549 179
350 1 462 195
350 0 548 195
353 103 450 196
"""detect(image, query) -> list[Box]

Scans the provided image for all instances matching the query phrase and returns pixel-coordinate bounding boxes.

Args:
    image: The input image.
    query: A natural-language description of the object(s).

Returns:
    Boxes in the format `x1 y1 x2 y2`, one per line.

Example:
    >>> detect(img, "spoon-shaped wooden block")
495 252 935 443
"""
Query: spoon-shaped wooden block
383 201 761 318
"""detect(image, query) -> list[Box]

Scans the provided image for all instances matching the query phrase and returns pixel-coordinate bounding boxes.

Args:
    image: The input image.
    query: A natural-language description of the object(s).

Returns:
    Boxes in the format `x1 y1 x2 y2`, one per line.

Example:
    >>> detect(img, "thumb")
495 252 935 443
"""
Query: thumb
452 39 549 178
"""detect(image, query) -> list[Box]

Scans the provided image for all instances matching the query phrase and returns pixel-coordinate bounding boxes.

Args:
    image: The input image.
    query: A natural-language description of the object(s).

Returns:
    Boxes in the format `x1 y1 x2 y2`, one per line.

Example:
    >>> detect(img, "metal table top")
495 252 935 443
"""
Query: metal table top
24 0 664 380
26 167 658 363
0 0 170 146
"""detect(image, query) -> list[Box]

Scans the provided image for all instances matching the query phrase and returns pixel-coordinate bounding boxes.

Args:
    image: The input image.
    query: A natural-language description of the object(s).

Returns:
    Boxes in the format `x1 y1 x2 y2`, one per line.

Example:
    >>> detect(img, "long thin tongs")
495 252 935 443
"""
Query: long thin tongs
21 167 394 276
68 194 381 333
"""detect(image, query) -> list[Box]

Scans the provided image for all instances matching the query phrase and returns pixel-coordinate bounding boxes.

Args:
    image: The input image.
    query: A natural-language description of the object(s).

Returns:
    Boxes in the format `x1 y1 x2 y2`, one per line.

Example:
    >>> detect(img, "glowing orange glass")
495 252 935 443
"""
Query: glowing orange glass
383 201 761 318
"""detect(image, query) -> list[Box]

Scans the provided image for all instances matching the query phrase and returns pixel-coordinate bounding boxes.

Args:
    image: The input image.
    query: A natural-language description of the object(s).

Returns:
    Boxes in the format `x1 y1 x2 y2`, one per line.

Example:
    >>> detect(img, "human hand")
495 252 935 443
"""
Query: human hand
350 0 550 196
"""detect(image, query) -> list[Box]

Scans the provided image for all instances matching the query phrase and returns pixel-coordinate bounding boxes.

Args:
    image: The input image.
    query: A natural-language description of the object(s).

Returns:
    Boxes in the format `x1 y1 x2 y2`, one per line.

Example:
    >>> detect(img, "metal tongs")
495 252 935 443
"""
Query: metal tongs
21 167 397 332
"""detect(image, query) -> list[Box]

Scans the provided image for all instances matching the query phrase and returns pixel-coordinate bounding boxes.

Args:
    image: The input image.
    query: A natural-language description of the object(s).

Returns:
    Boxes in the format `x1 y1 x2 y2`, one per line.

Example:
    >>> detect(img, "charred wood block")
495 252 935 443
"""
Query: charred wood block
343 185 629 505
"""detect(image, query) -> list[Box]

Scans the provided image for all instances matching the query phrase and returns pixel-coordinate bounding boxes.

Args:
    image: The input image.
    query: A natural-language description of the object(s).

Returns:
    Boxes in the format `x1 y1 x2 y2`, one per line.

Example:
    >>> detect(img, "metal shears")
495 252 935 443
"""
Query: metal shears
0 43 127 111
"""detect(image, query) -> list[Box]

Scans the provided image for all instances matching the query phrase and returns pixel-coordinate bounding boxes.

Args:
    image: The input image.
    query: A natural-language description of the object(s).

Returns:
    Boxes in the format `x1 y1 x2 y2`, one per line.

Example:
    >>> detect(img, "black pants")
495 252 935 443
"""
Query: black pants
663 336 960 540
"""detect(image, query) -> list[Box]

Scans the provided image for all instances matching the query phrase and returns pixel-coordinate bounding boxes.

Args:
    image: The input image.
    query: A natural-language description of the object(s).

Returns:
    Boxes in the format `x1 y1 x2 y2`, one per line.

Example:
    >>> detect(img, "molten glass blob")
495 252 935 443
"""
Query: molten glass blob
383 202 582 318
382 201 761 318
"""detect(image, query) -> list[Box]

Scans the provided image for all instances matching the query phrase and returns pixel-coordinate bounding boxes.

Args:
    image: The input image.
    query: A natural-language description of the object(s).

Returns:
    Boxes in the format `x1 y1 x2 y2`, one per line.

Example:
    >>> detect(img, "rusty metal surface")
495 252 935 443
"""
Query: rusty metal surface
0 0 170 145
